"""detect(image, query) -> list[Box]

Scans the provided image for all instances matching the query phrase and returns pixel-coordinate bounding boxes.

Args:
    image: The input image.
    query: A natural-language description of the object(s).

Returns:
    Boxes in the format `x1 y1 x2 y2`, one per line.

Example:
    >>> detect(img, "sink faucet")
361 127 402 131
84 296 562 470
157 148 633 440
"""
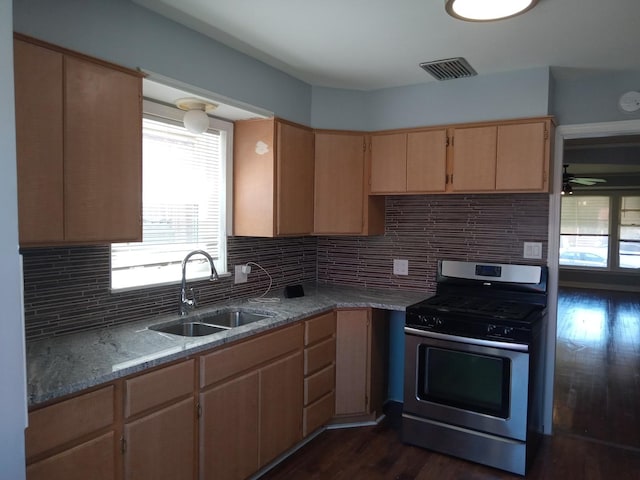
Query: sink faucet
180 250 219 316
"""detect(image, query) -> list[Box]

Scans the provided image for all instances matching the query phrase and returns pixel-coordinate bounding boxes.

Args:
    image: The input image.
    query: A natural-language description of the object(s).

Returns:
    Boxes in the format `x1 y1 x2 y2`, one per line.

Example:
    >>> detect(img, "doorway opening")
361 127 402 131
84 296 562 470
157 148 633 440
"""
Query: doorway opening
548 120 640 449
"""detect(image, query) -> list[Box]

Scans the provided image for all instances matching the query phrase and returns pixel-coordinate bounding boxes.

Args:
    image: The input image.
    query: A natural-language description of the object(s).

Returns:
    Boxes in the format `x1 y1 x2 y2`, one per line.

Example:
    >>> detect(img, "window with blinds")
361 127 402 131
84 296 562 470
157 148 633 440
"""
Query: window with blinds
560 196 609 268
111 113 228 290
619 196 640 269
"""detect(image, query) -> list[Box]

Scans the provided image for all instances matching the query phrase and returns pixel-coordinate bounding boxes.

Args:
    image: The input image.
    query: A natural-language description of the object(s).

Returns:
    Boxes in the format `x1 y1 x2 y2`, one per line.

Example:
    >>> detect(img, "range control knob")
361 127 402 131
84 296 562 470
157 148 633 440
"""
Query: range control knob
502 326 514 337
486 324 497 334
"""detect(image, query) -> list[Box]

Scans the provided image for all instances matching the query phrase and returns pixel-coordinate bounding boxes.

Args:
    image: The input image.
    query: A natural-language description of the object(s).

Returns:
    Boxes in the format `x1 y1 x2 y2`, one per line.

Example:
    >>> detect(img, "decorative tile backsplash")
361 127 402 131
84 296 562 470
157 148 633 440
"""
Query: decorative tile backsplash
22 194 548 340
317 194 549 293
22 237 317 340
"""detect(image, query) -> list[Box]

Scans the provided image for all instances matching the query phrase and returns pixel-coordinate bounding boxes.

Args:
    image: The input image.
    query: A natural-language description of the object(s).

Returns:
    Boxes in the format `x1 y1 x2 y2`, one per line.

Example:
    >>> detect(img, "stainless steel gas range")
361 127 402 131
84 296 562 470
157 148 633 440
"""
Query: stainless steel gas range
402 260 548 476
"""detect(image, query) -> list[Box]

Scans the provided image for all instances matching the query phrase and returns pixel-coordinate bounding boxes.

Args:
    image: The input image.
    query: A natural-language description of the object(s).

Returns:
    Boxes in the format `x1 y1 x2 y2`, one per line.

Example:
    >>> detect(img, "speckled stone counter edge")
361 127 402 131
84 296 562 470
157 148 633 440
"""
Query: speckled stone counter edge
26 284 427 407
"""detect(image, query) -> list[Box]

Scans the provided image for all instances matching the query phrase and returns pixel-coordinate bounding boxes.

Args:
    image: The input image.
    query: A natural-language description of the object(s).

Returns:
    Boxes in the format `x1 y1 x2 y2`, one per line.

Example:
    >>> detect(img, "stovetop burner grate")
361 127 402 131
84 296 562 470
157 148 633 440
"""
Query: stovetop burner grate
416 295 540 321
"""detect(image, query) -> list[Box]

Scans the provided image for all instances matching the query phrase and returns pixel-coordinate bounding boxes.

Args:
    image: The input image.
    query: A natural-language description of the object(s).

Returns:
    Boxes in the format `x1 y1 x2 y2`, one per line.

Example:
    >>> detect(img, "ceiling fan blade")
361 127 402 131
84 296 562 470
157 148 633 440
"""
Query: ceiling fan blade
570 178 606 185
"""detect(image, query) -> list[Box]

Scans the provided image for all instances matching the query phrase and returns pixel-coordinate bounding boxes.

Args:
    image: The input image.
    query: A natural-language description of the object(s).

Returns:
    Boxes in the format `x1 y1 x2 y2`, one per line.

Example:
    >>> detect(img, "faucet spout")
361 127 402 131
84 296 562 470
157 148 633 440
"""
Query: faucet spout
180 250 219 316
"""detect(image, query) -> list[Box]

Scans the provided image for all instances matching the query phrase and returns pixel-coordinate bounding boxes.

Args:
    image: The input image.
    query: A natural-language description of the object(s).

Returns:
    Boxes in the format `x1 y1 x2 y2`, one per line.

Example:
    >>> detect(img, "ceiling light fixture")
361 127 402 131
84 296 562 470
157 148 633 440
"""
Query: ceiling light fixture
445 0 539 22
175 98 218 134
561 182 573 196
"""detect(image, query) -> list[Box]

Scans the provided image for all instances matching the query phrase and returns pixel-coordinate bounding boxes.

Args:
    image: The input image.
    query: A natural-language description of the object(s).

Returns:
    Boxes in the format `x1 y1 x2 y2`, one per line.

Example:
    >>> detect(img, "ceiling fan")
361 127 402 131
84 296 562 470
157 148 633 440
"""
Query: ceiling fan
562 165 606 195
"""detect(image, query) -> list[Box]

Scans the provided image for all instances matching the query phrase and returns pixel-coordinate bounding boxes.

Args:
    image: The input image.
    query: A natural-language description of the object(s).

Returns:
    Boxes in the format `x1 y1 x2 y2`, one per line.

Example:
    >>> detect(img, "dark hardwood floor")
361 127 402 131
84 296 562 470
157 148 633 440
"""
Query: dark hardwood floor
262 287 640 479
554 287 640 449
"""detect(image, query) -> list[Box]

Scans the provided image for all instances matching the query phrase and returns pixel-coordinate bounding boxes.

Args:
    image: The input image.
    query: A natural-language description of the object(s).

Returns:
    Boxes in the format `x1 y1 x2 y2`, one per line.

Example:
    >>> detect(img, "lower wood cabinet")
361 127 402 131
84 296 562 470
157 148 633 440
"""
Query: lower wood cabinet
199 323 304 480
25 385 118 480
200 372 259 480
26 310 390 480
302 311 336 435
122 359 196 480
334 309 388 422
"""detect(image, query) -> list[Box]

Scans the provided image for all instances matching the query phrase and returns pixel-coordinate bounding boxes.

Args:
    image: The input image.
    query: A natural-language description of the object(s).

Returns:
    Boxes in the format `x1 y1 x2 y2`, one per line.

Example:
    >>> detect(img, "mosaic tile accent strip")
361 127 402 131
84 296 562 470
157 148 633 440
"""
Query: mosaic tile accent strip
22 237 317 340
317 194 549 294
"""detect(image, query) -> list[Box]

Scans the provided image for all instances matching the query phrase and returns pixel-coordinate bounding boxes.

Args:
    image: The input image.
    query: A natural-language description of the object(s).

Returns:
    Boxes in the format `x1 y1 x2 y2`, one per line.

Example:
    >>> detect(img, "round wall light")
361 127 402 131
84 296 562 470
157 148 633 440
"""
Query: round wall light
445 0 539 22
175 98 219 134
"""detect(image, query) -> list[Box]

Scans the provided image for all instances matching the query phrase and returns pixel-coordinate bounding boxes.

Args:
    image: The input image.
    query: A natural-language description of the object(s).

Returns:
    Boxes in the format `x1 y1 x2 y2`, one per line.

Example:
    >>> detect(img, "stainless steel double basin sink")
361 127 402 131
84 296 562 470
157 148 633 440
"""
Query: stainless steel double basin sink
149 309 273 337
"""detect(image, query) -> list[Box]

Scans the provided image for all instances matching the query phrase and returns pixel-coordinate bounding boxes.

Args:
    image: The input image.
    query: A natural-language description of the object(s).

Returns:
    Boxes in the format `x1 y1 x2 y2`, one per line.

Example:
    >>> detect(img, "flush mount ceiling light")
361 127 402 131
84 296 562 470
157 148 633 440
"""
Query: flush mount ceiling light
175 98 218 134
445 0 539 22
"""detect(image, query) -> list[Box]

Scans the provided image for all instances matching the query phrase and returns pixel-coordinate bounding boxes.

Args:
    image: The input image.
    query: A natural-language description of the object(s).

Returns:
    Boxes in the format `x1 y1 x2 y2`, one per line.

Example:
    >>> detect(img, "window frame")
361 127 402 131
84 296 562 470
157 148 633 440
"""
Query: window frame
560 190 640 272
110 100 233 292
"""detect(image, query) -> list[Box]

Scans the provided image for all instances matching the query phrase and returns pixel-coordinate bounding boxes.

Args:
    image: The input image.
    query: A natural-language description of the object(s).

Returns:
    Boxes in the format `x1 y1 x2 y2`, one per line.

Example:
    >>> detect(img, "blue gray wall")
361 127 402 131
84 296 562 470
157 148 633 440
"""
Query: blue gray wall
14 0 640 131
13 0 312 125
551 68 640 125
313 67 552 131
1 0 27 477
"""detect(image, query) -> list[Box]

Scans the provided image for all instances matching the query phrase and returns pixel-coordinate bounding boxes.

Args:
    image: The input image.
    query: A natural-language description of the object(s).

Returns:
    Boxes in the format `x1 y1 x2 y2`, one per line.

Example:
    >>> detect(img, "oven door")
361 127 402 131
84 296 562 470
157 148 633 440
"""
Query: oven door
404 327 530 440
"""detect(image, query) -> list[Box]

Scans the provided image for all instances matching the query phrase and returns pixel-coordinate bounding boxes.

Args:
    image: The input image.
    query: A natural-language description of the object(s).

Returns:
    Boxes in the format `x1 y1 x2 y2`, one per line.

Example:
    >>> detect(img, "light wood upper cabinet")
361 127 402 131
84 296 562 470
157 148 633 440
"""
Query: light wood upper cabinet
64 56 142 243
449 119 552 193
370 129 447 194
314 131 384 235
495 121 550 191
370 133 407 193
13 35 142 246
407 130 448 192
234 117 314 237
449 125 498 192
14 39 64 244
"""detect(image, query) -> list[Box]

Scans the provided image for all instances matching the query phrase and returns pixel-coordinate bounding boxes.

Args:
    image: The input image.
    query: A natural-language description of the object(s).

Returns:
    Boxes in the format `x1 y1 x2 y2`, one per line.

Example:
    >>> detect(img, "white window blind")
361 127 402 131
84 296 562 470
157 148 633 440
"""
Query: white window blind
560 196 610 268
111 115 227 290
619 196 640 269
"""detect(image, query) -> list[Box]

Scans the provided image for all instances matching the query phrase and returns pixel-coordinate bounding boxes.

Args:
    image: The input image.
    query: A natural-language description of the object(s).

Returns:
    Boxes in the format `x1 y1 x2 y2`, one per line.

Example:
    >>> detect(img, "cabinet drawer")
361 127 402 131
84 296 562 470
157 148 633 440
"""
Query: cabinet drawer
26 385 114 460
304 364 335 406
303 391 335 436
201 323 303 388
125 359 195 418
304 311 335 346
304 336 336 375
26 432 115 480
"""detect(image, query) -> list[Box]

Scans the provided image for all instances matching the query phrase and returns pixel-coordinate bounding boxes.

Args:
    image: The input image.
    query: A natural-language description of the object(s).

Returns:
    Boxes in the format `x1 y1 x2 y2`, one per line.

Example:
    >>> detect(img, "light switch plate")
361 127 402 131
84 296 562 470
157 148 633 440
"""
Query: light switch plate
523 242 543 259
234 265 248 284
393 259 409 275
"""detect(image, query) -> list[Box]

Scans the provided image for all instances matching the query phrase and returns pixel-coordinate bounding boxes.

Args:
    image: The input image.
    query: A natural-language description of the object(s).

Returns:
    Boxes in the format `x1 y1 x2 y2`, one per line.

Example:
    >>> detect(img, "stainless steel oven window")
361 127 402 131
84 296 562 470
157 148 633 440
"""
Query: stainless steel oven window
418 346 511 418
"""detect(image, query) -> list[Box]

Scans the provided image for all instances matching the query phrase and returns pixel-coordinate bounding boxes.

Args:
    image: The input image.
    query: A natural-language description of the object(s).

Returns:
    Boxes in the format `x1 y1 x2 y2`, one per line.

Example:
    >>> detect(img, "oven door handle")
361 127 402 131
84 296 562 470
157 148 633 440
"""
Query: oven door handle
404 327 529 352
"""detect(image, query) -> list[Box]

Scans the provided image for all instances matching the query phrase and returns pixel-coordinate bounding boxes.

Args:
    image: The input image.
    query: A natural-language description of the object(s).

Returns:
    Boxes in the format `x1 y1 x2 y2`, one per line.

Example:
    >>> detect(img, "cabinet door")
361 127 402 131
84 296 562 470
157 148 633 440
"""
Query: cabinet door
370 133 407 193
124 398 195 480
259 351 304 467
233 119 276 237
314 132 365 234
406 130 447 192
335 309 370 416
451 125 497 192
276 122 314 235
200 372 259 480
496 121 548 191
14 39 64 244
26 432 115 480
64 55 142 242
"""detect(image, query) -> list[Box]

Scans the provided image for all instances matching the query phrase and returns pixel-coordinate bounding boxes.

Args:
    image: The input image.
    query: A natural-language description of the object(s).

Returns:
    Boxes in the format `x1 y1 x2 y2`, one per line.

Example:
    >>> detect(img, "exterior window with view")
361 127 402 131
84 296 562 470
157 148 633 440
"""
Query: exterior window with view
560 196 609 268
619 196 640 269
111 106 229 290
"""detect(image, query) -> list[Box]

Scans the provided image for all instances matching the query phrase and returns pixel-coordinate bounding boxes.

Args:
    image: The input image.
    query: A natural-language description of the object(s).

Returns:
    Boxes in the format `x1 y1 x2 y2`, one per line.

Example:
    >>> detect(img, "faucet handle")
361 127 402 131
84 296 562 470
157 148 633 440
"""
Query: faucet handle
189 287 198 308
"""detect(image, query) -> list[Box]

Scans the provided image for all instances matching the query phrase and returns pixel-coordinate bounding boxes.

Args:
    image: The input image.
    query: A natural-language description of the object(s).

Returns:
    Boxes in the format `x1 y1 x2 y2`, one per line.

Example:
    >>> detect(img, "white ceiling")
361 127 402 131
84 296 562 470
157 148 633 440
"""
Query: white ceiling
132 0 640 91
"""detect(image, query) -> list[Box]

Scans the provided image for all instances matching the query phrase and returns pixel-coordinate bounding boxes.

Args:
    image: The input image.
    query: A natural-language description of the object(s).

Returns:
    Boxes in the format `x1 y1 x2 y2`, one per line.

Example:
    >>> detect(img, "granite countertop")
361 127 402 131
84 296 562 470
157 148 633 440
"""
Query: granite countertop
26 284 427 407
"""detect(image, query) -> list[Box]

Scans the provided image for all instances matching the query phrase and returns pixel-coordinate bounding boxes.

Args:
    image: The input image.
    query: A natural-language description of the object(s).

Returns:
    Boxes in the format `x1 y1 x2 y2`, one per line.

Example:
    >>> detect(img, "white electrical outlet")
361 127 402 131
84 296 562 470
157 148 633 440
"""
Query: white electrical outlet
523 242 543 259
393 259 409 276
234 265 248 284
